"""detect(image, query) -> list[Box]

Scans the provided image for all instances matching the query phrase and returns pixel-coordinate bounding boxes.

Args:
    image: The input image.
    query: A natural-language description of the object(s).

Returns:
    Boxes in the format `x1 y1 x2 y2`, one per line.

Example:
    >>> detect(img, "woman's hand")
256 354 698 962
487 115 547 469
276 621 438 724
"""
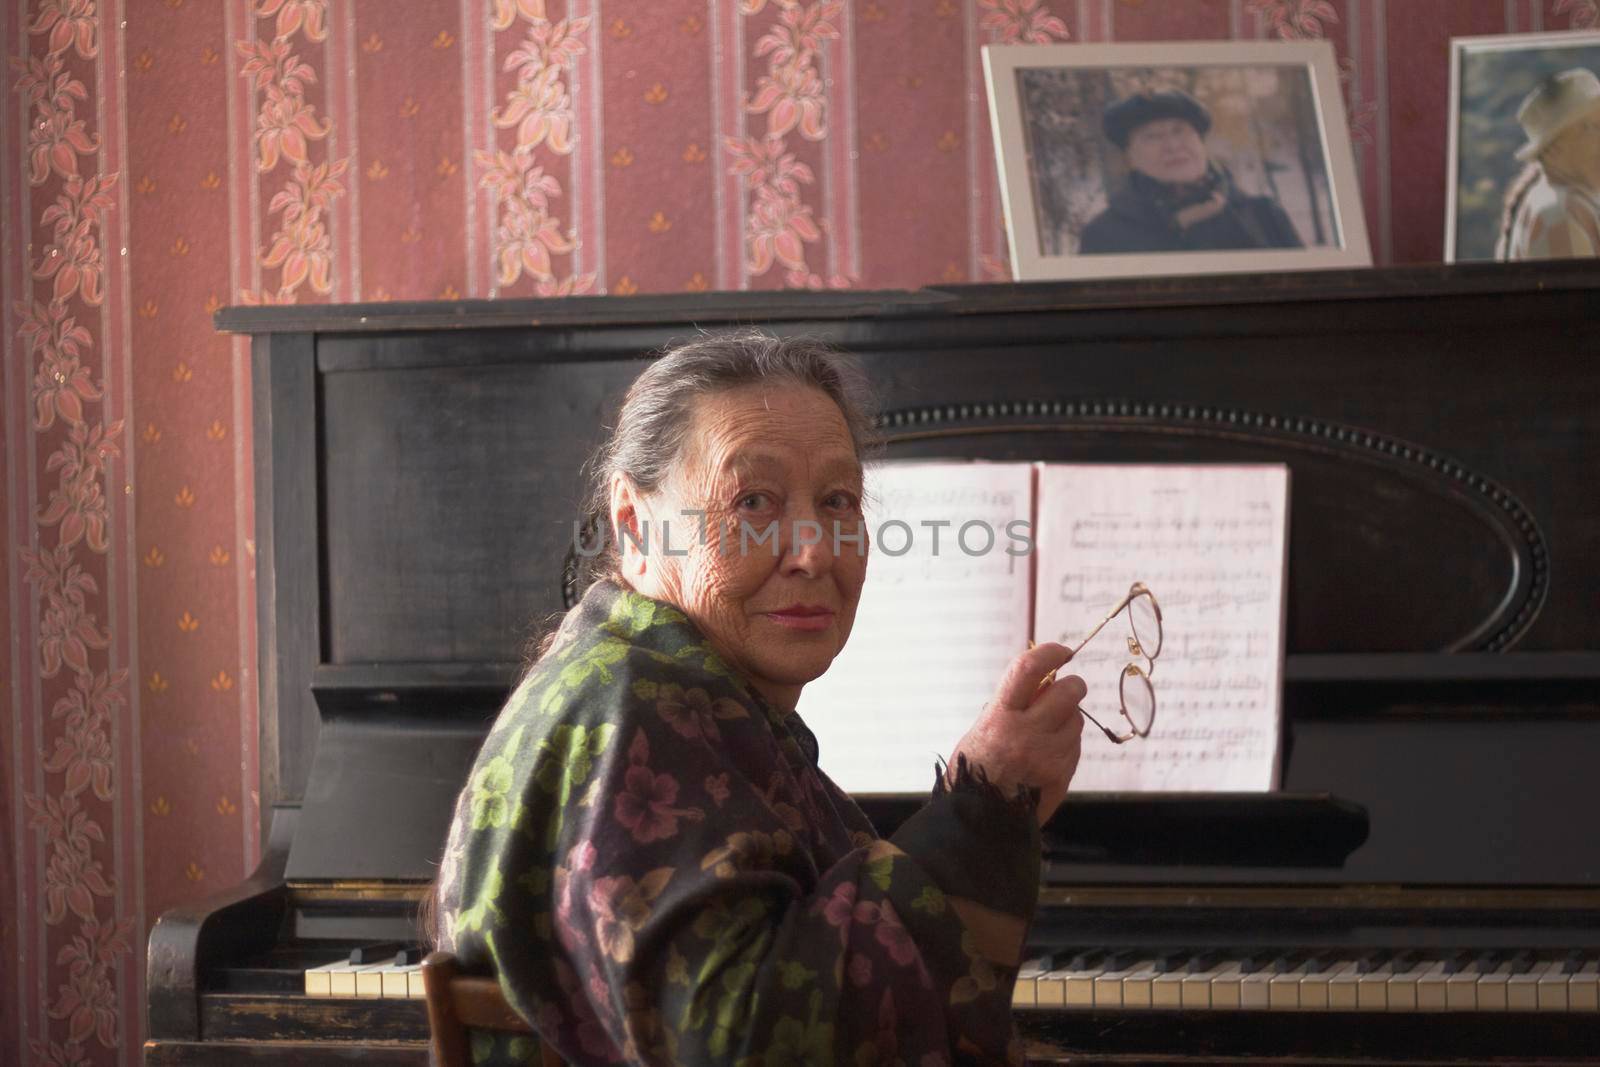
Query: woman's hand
947 643 1085 827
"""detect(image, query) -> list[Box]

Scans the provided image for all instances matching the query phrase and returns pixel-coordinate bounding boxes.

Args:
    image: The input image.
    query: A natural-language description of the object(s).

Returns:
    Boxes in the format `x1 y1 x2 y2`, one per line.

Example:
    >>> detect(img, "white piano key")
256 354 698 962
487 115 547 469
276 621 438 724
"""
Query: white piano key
1538 961 1574 1011
1207 962 1250 1011
1476 961 1515 1011
1093 959 1157 1008
1012 959 1045 1008
1062 964 1100 1008
1119 960 1164 1009
359 961 404 998
374 962 420 999
329 960 391 998
1267 962 1311 1011
1506 960 1555 1011
1300 960 1359 1011
1445 961 1494 1011
1040 959 1104 1009
1151 968 1187 1008
1034 968 1067 1008
407 966 428 999
1327 961 1364 1010
1416 960 1455 1011
1385 959 1440 1012
1568 960 1600 1011
1179 960 1233 1010
1355 961 1397 1012
303 959 342 998
1239 965 1274 1010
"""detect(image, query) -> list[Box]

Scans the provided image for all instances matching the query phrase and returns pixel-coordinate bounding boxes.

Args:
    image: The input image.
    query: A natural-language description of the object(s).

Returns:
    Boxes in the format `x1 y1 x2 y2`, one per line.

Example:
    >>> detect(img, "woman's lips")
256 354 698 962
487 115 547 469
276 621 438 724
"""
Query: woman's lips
762 608 835 632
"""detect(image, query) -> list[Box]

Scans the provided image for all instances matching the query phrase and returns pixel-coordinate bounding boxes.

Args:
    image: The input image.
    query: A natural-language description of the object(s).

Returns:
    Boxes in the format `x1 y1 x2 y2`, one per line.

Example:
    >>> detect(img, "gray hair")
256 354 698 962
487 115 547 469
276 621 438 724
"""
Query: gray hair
572 330 880 593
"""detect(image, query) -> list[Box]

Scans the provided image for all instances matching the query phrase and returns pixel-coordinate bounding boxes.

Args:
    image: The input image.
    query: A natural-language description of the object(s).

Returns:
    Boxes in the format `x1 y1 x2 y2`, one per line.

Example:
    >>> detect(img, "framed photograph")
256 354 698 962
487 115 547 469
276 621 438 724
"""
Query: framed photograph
982 41 1371 281
1446 31 1600 262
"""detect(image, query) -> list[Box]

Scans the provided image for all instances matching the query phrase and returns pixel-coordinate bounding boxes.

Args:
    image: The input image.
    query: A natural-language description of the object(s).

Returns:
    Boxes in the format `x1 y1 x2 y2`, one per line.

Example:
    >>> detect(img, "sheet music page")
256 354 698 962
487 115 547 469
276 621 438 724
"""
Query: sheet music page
1032 464 1289 792
797 461 1035 793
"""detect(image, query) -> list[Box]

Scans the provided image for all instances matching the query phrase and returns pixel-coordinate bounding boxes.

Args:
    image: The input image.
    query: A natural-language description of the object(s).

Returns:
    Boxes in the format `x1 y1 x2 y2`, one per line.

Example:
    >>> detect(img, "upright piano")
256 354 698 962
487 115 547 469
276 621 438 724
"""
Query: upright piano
146 263 1600 1065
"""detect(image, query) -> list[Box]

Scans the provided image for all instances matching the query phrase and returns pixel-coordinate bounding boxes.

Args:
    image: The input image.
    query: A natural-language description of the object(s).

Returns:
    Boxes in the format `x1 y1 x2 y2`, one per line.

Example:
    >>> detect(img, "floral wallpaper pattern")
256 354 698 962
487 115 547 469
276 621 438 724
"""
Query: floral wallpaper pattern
2 1 1593 1063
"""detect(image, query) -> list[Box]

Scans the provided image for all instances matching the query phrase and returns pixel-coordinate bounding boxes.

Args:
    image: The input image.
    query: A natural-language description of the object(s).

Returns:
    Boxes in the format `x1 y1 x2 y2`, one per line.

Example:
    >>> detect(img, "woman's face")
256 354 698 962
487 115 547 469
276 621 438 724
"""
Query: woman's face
1125 118 1209 186
621 384 868 709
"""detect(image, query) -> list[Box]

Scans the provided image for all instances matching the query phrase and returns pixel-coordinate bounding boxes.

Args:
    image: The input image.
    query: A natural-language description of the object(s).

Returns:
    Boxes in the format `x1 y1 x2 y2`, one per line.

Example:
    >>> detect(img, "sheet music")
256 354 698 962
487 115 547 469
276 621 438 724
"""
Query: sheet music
798 462 1035 793
1032 464 1289 791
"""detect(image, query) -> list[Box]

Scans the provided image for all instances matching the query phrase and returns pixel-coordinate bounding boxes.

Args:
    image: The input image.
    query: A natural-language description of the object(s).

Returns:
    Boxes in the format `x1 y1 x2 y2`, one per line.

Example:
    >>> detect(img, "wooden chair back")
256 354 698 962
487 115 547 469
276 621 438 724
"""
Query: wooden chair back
421 950 566 1067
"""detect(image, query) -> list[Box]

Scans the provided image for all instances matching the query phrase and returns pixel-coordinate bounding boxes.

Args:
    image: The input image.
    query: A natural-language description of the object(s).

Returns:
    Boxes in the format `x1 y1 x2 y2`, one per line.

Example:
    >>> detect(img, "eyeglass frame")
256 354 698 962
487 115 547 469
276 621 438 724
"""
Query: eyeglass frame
1067 581 1162 745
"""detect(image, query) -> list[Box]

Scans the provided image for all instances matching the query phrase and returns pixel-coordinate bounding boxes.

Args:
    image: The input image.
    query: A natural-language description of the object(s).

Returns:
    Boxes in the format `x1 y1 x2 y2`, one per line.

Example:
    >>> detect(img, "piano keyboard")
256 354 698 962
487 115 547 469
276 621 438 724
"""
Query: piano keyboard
302 943 1600 1013
1014 950 1600 1012
303 945 428 999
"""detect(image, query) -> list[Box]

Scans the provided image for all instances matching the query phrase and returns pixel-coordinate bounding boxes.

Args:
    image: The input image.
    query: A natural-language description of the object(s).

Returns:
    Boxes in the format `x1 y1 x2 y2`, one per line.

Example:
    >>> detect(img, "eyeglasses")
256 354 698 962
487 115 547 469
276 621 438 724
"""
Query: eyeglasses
1068 582 1163 745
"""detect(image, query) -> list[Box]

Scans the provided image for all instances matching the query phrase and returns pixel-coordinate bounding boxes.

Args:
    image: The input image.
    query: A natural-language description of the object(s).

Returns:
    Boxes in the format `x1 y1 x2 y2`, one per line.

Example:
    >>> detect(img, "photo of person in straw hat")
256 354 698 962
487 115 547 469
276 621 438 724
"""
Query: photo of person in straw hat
1495 68 1600 259
1446 31 1600 262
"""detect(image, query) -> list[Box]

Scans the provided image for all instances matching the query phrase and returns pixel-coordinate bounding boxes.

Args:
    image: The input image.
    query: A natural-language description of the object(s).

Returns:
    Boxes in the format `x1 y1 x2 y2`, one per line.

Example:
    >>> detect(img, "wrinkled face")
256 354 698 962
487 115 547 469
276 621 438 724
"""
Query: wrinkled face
616 384 868 709
1125 118 1209 185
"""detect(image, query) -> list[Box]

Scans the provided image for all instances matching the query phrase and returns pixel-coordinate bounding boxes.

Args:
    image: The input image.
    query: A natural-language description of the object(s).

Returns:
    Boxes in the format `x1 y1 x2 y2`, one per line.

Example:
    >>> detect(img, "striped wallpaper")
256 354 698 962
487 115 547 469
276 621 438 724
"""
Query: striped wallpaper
2 1 1594 1063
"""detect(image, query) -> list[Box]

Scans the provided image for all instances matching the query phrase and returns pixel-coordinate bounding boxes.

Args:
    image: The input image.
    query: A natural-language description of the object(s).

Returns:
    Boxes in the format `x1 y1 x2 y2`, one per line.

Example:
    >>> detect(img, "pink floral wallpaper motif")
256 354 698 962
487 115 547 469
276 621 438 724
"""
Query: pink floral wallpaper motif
3 2 1595 1064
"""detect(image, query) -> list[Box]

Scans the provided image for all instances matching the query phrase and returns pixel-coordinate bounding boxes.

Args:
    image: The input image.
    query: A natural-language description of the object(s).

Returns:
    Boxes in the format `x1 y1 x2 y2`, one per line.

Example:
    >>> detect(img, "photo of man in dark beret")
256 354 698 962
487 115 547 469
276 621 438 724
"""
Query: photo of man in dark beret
1079 88 1304 255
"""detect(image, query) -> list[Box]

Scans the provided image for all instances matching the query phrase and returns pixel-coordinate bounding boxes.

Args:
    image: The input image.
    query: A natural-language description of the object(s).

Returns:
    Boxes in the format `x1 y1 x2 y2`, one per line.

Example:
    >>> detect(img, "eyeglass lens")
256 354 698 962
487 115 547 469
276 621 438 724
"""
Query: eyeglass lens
1120 667 1155 734
1128 592 1162 661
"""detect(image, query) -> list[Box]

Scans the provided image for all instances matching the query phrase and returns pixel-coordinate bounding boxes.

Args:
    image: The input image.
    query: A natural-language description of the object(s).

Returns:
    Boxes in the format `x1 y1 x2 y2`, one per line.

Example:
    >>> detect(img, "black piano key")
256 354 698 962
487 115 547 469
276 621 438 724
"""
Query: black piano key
1184 949 1226 974
1353 949 1391 975
348 941 405 965
1506 950 1537 975
1151 949 1189 971
1269 952 1309 974
394 946 424 966
1353 952 1385 975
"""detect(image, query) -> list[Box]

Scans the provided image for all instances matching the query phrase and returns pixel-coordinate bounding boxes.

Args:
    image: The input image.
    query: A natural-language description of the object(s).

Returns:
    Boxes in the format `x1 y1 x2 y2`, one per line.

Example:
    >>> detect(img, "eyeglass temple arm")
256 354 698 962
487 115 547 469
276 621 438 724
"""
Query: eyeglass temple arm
1068 592 1133 657
1078 706 1127 744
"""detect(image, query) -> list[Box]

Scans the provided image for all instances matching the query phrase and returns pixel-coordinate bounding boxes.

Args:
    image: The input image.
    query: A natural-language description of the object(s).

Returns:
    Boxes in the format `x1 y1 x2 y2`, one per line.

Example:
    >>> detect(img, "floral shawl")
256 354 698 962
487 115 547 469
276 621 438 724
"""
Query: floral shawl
434 579 1041 1065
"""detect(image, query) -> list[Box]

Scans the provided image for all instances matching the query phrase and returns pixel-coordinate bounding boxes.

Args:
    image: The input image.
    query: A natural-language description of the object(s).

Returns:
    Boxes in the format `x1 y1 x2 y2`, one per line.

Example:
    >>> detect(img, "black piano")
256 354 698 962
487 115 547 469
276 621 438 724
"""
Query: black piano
146 262 1600 1065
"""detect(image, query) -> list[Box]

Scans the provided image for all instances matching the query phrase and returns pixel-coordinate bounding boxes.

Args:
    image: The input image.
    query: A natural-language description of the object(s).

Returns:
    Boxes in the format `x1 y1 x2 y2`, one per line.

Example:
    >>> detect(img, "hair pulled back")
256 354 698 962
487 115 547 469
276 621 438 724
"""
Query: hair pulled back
568 329 880 597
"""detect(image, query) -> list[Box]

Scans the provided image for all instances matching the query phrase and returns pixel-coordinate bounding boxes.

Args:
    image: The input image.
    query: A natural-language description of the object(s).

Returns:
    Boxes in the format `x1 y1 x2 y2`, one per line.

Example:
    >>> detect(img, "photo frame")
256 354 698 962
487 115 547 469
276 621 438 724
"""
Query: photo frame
1445 31 1600 263
982 40 1370 281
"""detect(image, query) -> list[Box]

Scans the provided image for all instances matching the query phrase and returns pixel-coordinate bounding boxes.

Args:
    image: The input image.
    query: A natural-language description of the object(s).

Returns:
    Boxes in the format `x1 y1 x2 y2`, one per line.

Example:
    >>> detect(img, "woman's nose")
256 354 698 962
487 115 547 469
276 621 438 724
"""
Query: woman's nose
780 511 833 576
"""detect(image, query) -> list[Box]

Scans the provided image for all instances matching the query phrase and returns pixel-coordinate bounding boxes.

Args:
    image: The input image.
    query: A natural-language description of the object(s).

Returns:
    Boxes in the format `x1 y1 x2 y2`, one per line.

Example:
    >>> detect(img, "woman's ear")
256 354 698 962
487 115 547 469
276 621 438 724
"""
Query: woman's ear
609 474 648 577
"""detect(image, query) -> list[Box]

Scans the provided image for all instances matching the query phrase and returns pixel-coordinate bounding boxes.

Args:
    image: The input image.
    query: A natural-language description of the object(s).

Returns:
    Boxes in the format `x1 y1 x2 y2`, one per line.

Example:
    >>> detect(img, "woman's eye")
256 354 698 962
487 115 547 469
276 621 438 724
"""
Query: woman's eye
736 492 769 511
823 491 862 513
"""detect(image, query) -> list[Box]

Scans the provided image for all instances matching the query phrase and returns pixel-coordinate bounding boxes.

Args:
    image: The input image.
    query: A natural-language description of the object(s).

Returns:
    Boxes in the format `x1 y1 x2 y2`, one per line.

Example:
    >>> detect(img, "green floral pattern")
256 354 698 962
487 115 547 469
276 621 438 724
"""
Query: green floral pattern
434 580 1039 1065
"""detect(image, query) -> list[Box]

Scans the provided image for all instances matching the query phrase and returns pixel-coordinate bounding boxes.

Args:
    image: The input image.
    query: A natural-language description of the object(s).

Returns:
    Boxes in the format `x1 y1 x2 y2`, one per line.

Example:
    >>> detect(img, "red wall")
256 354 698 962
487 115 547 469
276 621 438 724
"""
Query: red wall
3 1 1595 1063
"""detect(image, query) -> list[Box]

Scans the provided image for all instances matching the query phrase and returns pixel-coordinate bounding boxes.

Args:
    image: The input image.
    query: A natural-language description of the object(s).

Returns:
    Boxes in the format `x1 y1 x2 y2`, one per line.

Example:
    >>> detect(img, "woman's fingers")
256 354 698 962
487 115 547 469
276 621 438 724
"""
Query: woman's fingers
994 642 1073 709
1037 673 1088 714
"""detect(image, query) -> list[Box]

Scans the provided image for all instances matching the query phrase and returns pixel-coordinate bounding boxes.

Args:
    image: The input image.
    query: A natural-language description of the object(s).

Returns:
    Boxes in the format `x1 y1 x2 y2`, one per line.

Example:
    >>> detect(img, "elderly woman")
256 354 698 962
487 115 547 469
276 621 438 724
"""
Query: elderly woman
431 332 1086 1065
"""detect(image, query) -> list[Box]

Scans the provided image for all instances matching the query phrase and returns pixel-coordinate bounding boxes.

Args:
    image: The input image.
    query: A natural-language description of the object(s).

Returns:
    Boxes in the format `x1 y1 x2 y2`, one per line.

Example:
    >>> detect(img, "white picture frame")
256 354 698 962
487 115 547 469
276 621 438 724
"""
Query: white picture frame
982 40 1371 281
1445 30 1600 263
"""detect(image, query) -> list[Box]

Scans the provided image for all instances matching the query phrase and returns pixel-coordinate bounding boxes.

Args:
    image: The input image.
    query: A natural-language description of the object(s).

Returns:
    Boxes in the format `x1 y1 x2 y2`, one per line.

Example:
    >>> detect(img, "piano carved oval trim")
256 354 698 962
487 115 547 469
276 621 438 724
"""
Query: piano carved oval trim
873 399 1548 652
